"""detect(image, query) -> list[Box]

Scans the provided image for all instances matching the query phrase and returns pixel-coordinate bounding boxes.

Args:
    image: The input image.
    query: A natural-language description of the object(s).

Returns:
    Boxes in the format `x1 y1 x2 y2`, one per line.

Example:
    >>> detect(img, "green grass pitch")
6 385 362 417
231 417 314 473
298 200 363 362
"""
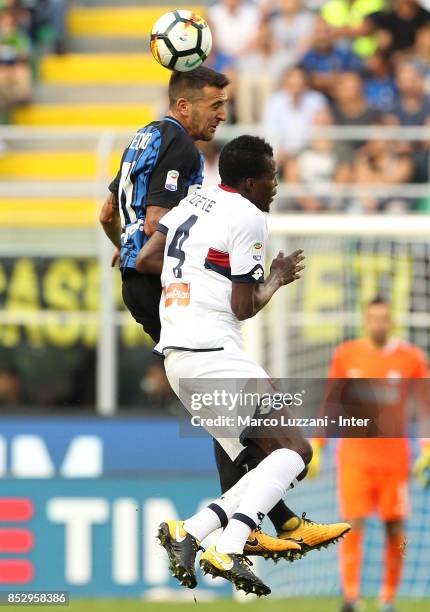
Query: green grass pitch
6 599 429 611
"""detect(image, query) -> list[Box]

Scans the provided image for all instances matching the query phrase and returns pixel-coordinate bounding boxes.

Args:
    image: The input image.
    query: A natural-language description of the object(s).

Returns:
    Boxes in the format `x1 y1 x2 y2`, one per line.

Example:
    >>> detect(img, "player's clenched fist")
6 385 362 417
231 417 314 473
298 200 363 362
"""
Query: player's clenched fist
269 249 305 286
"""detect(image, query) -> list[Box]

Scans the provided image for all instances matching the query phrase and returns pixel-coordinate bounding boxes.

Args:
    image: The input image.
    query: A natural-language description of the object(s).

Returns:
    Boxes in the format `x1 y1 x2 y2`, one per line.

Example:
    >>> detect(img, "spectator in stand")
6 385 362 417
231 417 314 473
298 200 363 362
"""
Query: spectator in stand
0 8 31 104
235 22 279 122
321 0 385 58
208 0 260 122
23 0 69 54
350 136 414 212
263 65 327 168
49 0 68 54
402 23 430 92
208 0 260 59
267 0 315 77
331 71 384 162
283 107 352 211
367 0 430 56
300 17 362 99
363 50 397 111
335 0 430 58
206 41 237 120
386 60 430 125
332 71 383 126
386 61 430 183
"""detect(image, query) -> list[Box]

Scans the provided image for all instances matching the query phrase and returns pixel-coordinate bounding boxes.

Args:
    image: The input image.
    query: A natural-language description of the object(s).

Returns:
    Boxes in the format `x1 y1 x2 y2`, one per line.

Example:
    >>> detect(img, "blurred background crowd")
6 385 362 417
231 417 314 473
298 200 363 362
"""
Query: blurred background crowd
2 0 430 205
204 0 430 212
0 0 67 110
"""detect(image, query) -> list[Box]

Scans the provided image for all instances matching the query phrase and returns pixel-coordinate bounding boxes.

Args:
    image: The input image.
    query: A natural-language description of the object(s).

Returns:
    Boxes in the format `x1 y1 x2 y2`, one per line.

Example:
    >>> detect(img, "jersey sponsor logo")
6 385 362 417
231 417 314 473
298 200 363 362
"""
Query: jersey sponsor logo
164 283 190 307
165 170 179 192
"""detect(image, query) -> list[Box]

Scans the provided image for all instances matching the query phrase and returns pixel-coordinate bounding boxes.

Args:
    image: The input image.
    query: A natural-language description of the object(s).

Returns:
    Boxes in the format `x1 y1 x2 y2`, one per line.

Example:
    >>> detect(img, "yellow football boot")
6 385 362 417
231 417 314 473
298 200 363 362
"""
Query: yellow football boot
200 545 271 596
157 520 201 588
278 513 351 553
244 527 302 562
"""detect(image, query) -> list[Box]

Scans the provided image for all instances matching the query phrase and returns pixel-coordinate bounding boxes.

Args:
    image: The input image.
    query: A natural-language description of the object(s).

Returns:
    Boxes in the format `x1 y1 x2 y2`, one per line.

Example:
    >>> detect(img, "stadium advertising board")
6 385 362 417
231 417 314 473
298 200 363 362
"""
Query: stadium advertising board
0 419 214 477
0 478 229 597
0 420 221 595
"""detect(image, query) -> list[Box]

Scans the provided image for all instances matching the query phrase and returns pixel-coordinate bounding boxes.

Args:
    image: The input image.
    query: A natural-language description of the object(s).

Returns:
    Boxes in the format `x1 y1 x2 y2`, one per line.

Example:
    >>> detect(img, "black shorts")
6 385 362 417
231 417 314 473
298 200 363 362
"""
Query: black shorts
121 269 162 343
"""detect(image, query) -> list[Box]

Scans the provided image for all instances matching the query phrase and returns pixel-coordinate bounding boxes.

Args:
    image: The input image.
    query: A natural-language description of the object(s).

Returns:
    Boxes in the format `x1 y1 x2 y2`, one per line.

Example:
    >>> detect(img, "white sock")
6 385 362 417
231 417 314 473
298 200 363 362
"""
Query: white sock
216 448 305 554
183 470 255 542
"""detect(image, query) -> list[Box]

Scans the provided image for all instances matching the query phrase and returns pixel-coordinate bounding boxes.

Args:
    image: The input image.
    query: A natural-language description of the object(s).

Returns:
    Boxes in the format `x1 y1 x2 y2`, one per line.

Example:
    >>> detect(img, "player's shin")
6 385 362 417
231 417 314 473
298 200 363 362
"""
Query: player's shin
215 448 306 554
183 470 256 541
380 532 405 605
340 529 363 604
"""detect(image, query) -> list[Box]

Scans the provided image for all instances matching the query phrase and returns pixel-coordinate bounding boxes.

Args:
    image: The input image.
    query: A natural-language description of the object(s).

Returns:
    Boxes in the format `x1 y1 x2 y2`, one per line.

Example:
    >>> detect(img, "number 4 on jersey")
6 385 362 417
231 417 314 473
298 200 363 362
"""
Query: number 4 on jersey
167 214 198 279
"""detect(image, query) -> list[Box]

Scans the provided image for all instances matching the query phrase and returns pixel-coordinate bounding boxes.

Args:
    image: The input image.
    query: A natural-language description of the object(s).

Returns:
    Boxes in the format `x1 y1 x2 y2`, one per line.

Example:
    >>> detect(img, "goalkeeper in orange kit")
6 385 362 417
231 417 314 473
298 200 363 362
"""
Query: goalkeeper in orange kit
310 297 430 612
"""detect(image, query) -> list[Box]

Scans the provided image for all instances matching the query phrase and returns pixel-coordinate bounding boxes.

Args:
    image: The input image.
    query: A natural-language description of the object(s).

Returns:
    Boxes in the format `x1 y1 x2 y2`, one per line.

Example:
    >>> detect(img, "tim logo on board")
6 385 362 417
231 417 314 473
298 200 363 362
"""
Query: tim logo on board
0 480 229 598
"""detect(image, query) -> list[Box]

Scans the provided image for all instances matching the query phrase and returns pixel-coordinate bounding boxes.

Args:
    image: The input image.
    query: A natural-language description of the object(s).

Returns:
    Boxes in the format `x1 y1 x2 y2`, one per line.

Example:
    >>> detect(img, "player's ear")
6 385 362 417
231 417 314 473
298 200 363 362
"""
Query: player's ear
244 177 254 192
176 97 191 118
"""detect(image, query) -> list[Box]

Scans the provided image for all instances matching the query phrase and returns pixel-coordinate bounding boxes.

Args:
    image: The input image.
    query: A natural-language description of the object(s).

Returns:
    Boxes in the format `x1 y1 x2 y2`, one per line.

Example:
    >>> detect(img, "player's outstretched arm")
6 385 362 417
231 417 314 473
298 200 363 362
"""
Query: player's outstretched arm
99 193 121 249
231 249 304 321
135 231 167 275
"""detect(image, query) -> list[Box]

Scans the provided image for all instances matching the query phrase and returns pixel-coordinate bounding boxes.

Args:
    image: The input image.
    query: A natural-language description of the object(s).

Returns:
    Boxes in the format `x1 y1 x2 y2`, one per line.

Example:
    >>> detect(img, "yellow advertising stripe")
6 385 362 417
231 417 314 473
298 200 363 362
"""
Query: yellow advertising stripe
40 54 169 85
12 103 155 126
0 199 97 227
68 6 205 37
0 151 122 180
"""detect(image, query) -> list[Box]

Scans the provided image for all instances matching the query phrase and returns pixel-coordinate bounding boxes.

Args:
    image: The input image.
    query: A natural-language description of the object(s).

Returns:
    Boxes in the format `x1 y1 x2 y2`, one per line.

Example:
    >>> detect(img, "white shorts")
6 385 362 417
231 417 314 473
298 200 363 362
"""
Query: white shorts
164 345 272 462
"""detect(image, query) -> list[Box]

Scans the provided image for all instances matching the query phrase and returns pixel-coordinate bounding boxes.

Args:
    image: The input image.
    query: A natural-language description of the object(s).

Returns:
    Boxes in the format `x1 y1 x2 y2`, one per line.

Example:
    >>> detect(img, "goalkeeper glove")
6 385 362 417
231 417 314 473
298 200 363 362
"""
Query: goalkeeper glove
307 439 323 479
414 446 430 488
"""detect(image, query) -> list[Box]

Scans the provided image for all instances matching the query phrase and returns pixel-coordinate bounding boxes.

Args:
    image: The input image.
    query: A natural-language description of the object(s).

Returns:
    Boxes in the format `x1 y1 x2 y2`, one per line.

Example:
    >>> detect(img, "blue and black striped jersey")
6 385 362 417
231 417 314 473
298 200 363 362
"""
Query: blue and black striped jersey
109 116 204 270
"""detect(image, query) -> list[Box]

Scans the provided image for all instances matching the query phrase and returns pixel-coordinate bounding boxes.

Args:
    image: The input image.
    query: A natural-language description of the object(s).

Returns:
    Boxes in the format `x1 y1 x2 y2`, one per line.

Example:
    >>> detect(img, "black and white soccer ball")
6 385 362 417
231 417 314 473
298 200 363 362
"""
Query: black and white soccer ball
150 10 212 72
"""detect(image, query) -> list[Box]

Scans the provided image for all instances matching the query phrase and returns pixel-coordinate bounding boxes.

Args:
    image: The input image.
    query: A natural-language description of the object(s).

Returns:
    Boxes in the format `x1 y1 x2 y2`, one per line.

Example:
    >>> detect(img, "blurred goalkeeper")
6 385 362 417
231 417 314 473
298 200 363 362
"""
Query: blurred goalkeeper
310 297 430 612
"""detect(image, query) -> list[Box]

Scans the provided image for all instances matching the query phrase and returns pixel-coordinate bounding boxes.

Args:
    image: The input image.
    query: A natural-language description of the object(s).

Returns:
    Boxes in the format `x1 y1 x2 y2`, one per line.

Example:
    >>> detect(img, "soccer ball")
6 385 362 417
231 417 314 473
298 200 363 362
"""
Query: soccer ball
150 10 212 72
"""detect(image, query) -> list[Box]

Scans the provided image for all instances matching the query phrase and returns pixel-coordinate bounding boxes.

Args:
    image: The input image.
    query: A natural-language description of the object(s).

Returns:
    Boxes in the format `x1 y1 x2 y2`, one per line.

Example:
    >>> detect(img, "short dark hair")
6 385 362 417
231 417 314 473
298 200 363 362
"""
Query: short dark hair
168 67 230 106
218 135 274 187
368 296 390 307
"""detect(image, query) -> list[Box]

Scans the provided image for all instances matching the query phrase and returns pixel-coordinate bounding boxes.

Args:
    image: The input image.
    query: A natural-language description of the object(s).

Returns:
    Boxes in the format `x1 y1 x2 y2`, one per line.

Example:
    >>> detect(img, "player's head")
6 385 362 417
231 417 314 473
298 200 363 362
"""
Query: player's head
365 296 392 346
168 67 230 141
218 136 277 212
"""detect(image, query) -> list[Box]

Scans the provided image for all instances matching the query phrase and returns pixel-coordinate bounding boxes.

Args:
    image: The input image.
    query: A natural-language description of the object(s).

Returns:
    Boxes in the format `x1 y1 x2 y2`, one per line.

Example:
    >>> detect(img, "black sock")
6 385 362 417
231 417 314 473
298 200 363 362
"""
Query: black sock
268 501 297 532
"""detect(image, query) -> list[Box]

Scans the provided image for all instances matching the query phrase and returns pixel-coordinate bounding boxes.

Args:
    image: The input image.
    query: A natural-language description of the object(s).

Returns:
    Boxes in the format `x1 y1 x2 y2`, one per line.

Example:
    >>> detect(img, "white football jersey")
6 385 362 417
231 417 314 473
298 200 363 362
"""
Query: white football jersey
153 184 268 354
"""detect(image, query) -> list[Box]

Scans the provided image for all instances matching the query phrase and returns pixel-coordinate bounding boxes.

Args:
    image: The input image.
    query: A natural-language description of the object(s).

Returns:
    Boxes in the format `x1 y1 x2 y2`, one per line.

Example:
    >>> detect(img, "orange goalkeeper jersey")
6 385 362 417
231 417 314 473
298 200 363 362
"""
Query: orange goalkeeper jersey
328 338 428 469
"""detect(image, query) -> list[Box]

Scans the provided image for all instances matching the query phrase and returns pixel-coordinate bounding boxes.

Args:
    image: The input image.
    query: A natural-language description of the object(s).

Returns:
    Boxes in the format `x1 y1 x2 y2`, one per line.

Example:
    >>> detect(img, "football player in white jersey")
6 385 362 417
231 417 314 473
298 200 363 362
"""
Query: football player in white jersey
136 136 350 596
